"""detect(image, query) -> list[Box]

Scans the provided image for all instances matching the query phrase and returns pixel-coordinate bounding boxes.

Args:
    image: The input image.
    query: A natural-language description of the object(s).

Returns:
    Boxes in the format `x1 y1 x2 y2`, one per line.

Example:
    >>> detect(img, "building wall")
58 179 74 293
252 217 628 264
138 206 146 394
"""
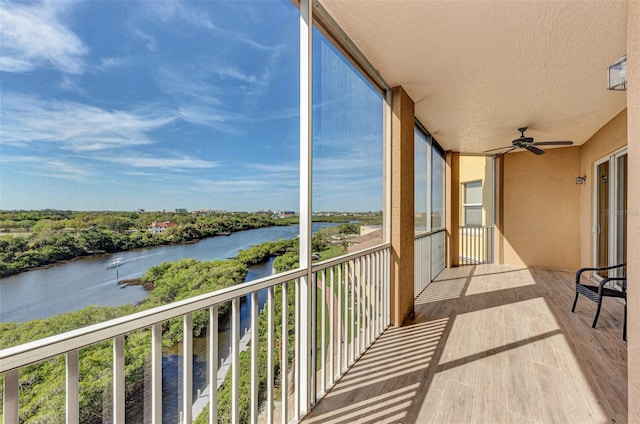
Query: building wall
459 155 493 226
500 146 582 270
626 1 640 419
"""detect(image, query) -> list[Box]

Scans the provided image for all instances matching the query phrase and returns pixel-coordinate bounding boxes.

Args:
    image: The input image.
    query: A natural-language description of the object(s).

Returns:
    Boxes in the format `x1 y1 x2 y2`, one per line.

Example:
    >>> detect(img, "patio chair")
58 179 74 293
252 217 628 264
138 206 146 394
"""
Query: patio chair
571 263 626 341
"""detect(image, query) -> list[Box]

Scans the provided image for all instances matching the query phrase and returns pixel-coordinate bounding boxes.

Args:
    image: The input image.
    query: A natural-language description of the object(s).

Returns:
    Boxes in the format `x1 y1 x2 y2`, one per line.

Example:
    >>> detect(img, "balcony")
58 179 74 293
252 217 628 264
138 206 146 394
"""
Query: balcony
303 264 627 423
3 231 626 423
0 230 454 423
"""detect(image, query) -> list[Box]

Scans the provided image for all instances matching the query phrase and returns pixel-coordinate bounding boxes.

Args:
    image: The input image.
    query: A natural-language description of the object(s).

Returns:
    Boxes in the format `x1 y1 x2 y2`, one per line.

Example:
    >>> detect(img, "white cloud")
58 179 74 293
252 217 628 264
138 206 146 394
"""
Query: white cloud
104 156 219 170
146 0 216 31
0 155 92 181
216 67 257 84
0 1 87 74
1 94 175 152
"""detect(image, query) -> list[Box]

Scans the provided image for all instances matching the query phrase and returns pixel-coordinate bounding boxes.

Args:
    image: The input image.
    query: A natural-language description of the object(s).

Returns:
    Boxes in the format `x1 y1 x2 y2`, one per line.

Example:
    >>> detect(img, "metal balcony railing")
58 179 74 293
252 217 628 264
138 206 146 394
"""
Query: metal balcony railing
459 225 494 265
414 229 446 297
1 244 391 424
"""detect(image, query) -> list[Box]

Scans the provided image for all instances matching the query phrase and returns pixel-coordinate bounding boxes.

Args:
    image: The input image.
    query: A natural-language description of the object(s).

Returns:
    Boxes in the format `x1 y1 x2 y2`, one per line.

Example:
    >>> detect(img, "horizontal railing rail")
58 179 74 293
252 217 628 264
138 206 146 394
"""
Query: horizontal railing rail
1 244 391 424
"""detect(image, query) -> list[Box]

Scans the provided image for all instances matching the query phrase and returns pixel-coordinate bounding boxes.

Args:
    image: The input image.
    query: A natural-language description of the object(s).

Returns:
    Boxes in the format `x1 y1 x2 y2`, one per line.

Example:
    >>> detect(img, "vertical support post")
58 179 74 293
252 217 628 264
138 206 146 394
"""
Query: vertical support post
113 335 125 424
447 151 461 267
183 313 193 424
209 306 218 424
151 323 163 423
66 350 79 424
390 86 415 327
299 0 313 417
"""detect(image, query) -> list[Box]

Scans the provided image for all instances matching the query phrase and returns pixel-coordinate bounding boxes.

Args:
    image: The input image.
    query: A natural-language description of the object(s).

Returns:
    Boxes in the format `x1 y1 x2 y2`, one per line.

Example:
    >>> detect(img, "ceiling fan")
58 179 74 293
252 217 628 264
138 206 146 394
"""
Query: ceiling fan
484 127 573 157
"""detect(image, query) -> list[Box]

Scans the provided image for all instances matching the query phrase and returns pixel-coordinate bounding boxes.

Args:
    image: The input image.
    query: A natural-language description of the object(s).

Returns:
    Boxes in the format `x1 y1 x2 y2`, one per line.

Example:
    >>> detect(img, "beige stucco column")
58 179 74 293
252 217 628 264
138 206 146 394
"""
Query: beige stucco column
390 86 415 326
446 152 460 267
627 1 640 421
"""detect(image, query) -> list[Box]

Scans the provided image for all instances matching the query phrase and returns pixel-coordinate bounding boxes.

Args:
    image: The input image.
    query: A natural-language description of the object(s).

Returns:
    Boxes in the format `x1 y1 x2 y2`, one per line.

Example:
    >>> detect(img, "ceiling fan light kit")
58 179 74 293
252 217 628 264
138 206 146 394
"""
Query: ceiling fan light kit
484 127 574 158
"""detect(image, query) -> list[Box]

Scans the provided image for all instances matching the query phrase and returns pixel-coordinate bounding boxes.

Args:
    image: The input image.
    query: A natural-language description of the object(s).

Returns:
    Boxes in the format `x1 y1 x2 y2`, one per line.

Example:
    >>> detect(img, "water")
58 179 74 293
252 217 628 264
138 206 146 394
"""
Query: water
0 223 335 323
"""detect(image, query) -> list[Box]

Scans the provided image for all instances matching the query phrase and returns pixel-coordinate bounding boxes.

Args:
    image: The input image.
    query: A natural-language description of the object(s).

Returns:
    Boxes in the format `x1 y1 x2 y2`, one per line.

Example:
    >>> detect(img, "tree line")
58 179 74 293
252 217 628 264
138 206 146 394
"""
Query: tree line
0 210 292 278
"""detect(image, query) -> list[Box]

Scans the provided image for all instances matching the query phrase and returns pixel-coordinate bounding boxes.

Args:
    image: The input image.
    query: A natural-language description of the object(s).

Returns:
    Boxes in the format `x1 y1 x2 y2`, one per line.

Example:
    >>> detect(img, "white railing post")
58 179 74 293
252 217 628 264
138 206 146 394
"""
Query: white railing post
66 350 79 424
231 299 240 424
113 335 125 424
250 292 258 424
183 313 193 424
266 287 274 424
208 306 218 424
151 323 162 423
4 369 19 424
281 282 289 424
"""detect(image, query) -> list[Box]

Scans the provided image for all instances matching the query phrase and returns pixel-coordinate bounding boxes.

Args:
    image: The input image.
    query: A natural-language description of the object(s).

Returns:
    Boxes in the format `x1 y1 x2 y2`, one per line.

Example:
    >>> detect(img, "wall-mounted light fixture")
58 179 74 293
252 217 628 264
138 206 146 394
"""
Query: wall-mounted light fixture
608 55 627 91
576 175 587 185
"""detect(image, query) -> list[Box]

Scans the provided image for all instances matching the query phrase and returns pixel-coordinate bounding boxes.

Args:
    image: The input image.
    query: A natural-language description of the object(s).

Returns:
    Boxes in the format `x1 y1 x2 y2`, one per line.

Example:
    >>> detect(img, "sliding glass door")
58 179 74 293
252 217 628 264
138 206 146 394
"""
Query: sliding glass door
594 148 627 278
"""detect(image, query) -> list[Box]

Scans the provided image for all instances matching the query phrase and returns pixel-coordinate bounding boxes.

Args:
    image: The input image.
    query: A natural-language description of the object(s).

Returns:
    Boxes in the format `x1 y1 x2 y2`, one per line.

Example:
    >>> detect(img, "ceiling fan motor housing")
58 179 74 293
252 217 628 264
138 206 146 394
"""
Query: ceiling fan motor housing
513 137 534 145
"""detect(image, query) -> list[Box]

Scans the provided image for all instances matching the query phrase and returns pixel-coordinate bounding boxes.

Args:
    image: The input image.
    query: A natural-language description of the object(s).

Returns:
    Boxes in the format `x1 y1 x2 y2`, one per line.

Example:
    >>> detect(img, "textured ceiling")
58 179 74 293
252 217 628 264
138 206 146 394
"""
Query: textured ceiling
320 0 628 153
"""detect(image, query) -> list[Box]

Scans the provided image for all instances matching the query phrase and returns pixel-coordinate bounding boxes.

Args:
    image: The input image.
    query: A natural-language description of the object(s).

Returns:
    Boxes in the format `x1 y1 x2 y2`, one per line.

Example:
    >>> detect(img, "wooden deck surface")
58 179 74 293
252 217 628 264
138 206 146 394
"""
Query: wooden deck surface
302 264 628 424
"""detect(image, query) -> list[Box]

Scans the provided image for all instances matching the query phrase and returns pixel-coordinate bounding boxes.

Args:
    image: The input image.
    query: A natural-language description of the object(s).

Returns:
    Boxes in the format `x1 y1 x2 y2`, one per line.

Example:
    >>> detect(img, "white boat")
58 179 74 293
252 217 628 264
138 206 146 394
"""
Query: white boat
107 257 124 268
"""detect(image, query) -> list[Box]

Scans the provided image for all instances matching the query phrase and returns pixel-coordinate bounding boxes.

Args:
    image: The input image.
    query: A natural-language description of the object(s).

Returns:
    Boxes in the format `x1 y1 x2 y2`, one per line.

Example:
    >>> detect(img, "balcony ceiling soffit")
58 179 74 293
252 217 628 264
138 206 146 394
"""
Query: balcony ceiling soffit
320 0 628 154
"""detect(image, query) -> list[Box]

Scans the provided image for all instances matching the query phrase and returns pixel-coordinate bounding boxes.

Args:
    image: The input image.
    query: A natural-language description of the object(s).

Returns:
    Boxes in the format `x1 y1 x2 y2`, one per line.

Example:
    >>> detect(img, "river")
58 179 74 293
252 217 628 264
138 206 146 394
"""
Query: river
0 223 335 323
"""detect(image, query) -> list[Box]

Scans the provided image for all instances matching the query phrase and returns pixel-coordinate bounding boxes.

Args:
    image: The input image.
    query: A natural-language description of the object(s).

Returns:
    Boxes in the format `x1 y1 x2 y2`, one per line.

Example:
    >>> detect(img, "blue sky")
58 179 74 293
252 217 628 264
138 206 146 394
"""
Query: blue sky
0 0 383 212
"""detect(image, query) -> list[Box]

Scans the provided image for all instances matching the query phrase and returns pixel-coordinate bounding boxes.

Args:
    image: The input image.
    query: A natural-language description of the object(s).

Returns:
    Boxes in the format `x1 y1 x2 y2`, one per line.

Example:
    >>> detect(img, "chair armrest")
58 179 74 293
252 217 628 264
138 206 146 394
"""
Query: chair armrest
598 277 627 295
576 263 626 284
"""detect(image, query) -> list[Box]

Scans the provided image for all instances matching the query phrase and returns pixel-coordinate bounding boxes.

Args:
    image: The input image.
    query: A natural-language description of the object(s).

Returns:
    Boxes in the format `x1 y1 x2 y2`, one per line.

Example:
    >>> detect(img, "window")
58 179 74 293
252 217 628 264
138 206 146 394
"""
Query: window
431 145 446 229
414 129 431 233
312 27 384 252
414 124 446 232
463 181 483 226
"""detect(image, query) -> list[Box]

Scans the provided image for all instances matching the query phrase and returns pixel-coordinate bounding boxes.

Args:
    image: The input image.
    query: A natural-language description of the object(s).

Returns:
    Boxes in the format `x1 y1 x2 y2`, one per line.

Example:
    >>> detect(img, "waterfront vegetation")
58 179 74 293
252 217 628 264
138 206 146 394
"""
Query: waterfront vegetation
0 222 354 423
0 210 295 278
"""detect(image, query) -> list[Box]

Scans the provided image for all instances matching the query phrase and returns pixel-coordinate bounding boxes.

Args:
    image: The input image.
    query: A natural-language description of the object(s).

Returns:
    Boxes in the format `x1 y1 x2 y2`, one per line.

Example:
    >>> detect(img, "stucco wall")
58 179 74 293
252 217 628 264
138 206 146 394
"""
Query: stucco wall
579 110 628 268
626 1 640 420
459 155 494 225
501 146 581 270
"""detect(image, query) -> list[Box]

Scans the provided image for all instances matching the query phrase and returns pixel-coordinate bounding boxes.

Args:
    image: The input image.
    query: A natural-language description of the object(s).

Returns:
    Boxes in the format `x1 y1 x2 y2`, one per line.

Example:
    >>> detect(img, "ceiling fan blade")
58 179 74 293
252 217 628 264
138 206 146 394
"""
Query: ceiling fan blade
532 141 573 146
494 147 518 158
524 145 545 155
483 145 513 153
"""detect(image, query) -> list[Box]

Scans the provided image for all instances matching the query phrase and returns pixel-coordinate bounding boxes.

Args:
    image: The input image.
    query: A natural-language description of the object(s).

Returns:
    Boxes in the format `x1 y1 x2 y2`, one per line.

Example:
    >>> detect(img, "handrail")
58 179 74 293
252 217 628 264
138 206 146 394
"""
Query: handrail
0 267 306 373
414 227 446 240
0 243 393 373
311 242 390 272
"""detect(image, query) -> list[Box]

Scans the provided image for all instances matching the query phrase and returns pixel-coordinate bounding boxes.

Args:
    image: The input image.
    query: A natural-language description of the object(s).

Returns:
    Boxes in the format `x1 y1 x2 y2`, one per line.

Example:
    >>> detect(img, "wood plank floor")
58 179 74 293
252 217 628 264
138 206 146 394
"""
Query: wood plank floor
302 264 628 424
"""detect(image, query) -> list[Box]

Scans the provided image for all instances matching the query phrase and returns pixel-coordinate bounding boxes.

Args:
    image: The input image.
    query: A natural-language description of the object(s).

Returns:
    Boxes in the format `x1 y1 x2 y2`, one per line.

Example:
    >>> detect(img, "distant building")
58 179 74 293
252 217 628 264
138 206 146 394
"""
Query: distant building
275 211 296 218
347 229 383 253
175 208 188 214
148 221 177 234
